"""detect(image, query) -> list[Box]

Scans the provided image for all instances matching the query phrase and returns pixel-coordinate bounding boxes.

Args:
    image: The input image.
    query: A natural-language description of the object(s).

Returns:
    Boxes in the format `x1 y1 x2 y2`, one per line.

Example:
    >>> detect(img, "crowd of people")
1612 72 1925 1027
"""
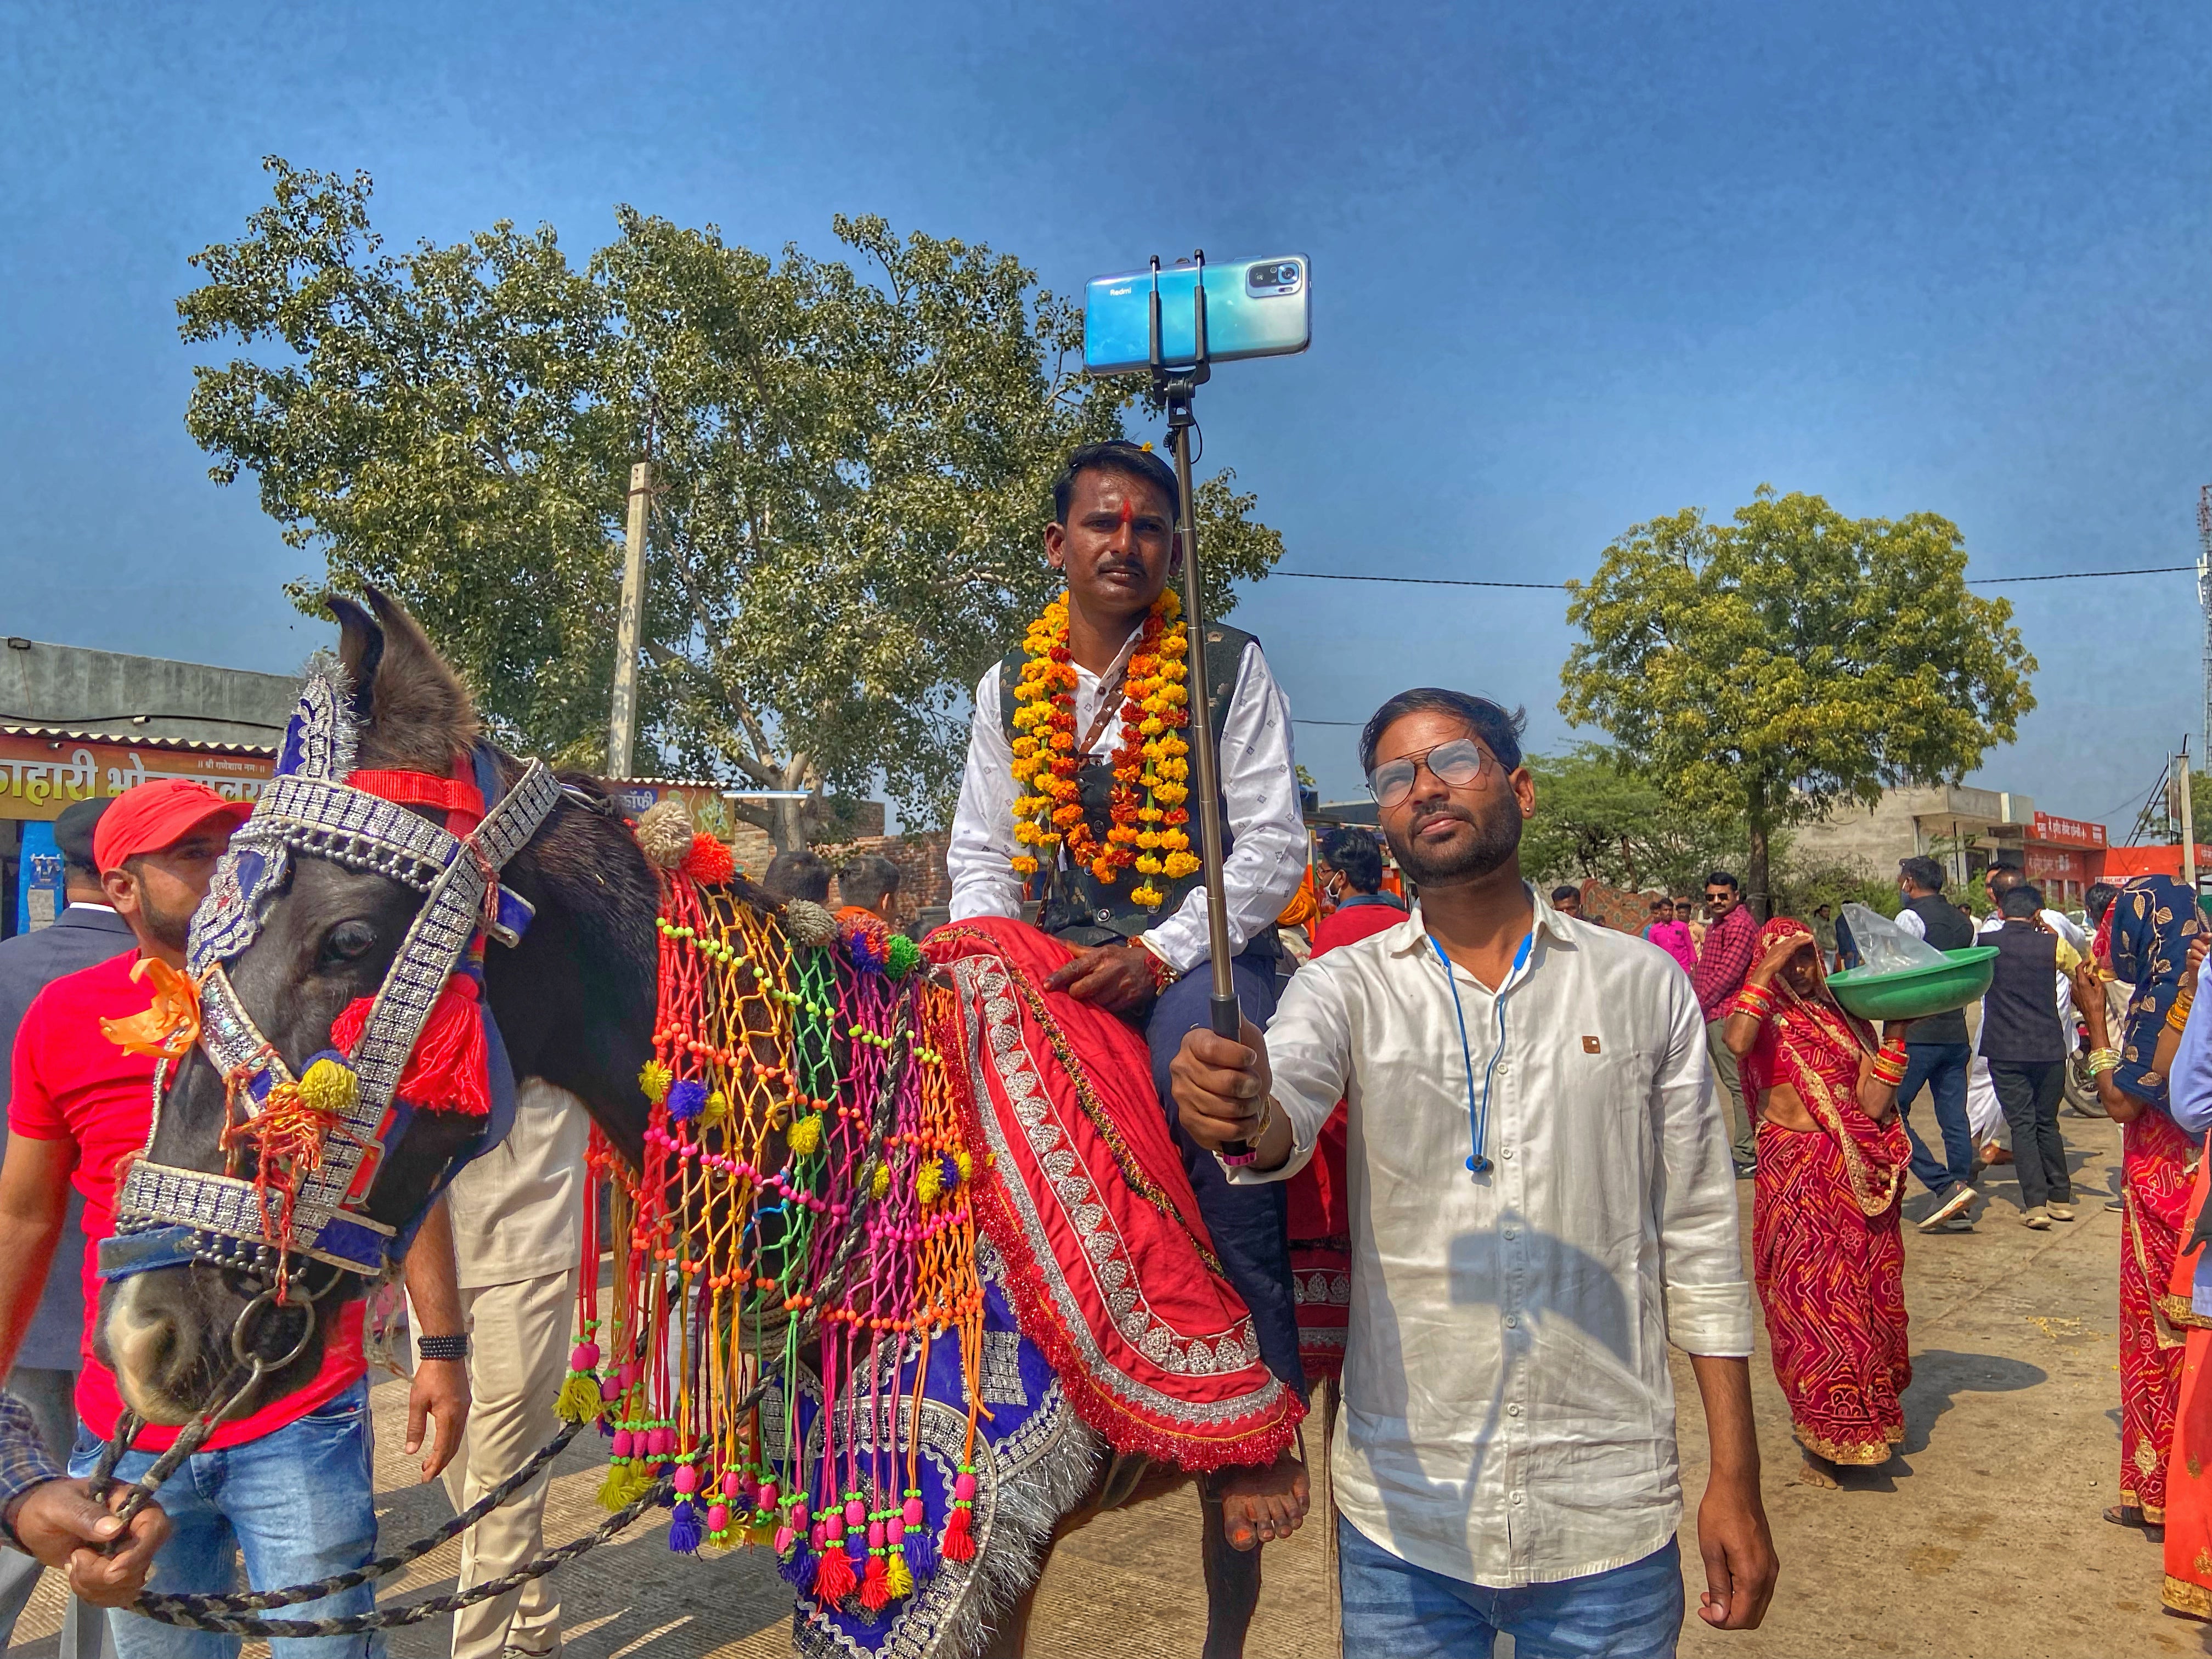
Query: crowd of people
0 434 2188 1656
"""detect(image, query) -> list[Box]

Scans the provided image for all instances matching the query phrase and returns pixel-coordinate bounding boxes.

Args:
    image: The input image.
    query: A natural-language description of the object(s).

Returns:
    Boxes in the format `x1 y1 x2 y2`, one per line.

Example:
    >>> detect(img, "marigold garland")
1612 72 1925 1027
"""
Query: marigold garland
1008 591 1195 910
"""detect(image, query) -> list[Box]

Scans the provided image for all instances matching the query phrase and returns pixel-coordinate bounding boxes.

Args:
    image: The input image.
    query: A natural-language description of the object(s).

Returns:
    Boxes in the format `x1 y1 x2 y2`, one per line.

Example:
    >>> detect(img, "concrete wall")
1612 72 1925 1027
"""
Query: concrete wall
0 639 296 749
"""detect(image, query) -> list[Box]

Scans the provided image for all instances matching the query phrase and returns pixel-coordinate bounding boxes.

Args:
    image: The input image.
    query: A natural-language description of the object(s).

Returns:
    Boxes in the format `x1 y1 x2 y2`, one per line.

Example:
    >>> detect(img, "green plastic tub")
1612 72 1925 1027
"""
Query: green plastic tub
1826 946 1999 1023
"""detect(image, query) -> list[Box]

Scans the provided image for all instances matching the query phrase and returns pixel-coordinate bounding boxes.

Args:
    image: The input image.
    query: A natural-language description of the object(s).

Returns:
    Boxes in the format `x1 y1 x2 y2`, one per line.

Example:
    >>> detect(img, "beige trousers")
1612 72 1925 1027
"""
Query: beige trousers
413 1269 577 1659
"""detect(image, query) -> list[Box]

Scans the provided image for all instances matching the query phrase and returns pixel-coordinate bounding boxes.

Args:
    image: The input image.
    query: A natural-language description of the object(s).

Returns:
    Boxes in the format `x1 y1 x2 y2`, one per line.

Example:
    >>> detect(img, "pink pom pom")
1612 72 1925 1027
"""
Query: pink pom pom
844 1497 866 1528
774 1525 796 1554
599 1375 622 1402
645 1427 671 1457
611 1430 634 1458
674 1464 700 1495
618 1362 640 1389
888 1517 905 1545
867 1519 885 1548
707 1504 730 1533
734 1473 755 1501
902 1496 924 1527
809 1520 827 1550
952 1472 977 1501
570 1341 600 1371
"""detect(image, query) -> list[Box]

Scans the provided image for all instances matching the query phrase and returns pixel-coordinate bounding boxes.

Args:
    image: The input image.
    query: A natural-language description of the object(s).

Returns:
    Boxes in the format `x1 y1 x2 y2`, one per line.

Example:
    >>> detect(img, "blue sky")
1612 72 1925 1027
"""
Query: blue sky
3 1 2207 830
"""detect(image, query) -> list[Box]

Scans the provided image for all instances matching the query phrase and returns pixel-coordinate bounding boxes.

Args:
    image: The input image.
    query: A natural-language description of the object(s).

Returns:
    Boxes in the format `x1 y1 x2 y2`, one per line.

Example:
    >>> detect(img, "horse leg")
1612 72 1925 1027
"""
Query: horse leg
1199 1491 1263 1659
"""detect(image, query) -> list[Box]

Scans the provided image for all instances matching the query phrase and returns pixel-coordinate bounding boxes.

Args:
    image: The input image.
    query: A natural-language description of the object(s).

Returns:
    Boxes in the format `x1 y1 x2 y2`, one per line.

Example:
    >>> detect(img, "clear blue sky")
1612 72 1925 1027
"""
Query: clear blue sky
4 2 2208 831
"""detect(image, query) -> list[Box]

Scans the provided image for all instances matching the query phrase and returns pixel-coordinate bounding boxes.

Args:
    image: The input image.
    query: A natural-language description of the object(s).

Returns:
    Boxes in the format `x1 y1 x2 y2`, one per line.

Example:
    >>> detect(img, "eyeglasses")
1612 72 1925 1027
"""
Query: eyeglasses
1703 890 1733 903
1366 738 1491 809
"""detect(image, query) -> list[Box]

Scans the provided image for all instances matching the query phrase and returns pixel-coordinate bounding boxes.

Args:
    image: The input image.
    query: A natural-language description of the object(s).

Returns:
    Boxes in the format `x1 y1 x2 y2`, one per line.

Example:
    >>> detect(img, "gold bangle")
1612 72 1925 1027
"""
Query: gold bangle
2169 997 2195 1034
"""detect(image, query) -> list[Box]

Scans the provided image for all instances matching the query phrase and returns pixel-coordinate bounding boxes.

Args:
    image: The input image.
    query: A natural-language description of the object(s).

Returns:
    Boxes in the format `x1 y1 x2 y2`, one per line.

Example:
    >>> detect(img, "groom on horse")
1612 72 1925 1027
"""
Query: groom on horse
947 439 1312 1548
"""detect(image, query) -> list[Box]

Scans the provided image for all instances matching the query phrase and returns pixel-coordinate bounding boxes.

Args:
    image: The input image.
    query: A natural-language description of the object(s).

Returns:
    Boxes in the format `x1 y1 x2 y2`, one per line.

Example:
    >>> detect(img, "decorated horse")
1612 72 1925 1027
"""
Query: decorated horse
93 590 1304 1657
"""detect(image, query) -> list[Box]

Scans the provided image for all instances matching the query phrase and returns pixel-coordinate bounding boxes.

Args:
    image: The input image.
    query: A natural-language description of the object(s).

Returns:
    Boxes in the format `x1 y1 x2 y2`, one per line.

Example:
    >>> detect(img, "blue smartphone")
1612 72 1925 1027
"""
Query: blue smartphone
1083 256 1311 376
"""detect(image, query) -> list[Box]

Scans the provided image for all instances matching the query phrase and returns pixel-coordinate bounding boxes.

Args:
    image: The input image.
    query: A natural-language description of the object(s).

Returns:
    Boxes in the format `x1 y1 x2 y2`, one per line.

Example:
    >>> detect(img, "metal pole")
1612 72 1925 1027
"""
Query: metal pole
1172 419 1241 1043
607 461 652 777
2181 742 2197 895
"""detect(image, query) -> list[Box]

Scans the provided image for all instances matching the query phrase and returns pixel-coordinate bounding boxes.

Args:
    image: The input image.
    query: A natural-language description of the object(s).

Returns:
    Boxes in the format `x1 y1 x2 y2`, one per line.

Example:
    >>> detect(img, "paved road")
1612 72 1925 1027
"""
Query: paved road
9 1112 2199 1657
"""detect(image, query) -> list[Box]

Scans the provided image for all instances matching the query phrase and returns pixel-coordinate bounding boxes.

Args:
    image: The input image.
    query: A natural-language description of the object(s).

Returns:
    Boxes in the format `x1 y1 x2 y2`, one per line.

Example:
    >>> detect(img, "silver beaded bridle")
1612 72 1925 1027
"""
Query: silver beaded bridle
99 658 560 1294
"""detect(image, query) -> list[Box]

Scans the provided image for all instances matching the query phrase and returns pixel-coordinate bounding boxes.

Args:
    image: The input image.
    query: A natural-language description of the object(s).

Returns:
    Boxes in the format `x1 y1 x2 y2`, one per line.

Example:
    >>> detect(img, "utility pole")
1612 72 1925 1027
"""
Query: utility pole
2182 740 2198 896
2197 487 2212 761
606 460 652 778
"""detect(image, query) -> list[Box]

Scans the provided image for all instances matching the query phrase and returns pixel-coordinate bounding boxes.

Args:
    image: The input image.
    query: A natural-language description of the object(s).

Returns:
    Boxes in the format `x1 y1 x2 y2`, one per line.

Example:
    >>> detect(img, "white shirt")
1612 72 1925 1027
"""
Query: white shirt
946 631 1305 972
444 1077 590 1290
1232 892 1753 1587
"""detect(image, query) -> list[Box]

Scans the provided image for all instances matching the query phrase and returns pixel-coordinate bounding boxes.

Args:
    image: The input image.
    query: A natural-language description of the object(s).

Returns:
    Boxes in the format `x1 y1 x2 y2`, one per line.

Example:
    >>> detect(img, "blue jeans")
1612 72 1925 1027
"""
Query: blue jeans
1338 1514 1685 1657
1895 1041 1976 1197
1147 943 1306 1401
71 1381 383 1659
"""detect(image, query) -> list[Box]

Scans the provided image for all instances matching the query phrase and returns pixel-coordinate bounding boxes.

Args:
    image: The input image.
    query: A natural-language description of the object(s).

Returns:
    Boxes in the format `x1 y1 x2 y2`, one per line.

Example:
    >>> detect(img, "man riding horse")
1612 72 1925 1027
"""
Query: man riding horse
947 439 1311 1553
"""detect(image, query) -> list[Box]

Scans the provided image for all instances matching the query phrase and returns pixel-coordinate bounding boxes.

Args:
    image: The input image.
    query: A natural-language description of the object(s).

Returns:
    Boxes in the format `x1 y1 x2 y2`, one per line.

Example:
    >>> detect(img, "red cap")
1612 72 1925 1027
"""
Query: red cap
93 780 253 873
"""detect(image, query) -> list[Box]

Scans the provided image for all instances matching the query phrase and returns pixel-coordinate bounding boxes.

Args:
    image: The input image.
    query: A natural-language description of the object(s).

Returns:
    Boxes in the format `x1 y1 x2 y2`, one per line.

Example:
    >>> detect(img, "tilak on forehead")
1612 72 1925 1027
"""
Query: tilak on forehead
1120 498 1135 525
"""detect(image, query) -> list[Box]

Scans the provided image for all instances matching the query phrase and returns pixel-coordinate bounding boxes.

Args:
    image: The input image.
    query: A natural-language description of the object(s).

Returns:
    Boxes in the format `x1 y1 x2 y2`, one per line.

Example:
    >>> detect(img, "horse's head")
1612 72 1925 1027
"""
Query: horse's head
97 588 539 1425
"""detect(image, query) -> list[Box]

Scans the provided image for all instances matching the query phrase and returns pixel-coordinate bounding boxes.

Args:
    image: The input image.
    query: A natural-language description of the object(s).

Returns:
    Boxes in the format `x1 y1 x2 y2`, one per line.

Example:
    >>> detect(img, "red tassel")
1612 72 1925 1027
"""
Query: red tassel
330 975 490 1116
939 1508 974 1563
681 833 734 886
858 1551 891 1613
811 1541 857 1604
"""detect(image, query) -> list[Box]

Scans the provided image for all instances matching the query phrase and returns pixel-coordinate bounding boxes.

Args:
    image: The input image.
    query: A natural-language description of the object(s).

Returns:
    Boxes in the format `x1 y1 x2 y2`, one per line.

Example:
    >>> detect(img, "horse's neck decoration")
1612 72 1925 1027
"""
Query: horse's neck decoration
106 652 561 1289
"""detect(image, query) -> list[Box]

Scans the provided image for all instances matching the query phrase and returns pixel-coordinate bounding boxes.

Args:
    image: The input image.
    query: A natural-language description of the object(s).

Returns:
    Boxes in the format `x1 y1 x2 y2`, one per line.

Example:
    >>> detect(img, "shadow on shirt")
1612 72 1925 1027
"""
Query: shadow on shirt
1346 1215 1658 1582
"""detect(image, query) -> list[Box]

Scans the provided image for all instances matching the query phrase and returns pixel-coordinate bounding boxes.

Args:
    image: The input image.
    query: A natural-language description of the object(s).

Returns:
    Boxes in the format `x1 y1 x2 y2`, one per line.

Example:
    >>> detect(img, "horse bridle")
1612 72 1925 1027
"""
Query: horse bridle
94 697 561 1502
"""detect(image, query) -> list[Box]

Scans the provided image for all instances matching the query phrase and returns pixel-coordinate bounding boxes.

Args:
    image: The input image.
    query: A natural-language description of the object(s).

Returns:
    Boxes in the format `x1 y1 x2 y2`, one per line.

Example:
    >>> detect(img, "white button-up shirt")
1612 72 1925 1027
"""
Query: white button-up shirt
1233 892 1753 1587
946 631 1305 972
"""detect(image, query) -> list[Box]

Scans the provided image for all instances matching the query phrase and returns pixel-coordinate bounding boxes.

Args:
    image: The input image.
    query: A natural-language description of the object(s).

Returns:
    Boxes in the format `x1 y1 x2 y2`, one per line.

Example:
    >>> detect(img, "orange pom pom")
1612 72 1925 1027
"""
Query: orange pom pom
682 834 735 885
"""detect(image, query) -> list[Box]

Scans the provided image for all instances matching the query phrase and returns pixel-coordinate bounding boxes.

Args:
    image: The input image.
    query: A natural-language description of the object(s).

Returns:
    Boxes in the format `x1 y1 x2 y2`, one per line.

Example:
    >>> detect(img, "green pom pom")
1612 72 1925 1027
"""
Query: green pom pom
886 934 922 979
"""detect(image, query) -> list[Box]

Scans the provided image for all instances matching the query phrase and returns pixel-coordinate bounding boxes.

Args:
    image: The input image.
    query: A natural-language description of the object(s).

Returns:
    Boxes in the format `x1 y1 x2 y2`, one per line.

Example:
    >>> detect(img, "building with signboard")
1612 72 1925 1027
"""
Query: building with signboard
0 639 297 938
1790 783 2109 902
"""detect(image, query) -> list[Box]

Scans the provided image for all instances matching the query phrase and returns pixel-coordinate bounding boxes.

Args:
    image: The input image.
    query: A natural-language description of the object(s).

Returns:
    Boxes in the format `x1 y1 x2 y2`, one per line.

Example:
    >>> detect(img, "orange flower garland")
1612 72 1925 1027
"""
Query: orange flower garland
1009 591 1195 909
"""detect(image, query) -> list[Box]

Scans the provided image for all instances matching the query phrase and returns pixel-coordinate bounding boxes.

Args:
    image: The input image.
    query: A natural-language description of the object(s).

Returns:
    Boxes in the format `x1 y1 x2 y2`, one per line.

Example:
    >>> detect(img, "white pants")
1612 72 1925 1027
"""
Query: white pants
411 1269 577 1659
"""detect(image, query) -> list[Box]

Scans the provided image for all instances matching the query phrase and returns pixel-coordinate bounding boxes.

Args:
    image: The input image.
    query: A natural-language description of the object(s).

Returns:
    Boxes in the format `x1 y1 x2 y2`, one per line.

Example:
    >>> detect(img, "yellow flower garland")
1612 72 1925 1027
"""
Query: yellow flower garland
1009 591 1195 909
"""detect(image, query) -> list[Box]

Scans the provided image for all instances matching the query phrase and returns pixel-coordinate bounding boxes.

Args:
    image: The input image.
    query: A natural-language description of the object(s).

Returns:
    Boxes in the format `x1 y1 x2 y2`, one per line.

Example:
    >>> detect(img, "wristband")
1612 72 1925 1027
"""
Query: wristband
416 1333 470 1362
1133 936 1180 994
1219 1096 1274 1169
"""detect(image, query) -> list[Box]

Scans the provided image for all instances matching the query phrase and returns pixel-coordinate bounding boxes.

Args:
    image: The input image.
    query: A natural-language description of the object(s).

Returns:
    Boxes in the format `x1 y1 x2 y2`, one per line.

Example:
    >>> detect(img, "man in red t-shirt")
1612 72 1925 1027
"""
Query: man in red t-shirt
0 780 470 1658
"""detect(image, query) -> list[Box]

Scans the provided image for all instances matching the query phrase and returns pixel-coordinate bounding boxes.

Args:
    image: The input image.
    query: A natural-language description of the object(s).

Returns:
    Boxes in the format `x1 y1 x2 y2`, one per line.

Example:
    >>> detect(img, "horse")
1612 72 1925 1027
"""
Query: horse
98 588 1285 1658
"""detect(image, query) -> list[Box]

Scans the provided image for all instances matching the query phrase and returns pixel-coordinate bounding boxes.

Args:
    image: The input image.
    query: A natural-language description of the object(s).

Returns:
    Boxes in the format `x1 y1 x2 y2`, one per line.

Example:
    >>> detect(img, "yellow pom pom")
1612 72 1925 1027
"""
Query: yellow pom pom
556 1372 605 1425
703 1090 730 1126
886 1549 915 1599
639 1061 672 1105
917 1160 944 1205
599 1462 634 1511
787 1111 824 1156
954 1149 973 1182
297 1058 358 1115
871 1163 891 1200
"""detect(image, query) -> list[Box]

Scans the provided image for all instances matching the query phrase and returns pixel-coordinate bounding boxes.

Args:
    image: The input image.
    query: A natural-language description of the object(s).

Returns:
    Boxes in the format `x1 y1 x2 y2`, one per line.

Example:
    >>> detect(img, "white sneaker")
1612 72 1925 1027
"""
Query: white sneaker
1917 1185 1977 1232
2022 1206 2051 1229
2046 1201 2075 1221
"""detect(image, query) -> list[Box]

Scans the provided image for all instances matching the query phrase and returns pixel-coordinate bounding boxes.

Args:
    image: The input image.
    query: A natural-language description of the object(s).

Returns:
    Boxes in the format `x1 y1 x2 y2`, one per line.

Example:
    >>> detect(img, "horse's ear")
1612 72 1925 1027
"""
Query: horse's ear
347 585 480 771
325 592 384 729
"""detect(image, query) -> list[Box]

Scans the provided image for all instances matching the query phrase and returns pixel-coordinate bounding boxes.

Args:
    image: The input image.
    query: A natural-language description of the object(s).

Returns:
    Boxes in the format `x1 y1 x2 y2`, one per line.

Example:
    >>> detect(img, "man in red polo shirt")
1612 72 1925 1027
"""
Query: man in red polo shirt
0 780 470 1659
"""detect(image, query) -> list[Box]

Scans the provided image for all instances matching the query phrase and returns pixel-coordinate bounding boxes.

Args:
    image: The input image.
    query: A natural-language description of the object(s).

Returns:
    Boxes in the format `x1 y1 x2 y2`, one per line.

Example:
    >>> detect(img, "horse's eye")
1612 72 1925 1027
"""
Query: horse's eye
321 920 379 965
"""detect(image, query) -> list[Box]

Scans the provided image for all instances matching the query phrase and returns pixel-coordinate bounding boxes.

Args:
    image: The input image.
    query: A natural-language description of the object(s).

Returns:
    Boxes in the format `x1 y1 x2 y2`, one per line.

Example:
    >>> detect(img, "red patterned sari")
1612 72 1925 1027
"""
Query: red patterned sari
2122 1105 2199 1523
2165 1148 2212 1616
1741 941 1912 1464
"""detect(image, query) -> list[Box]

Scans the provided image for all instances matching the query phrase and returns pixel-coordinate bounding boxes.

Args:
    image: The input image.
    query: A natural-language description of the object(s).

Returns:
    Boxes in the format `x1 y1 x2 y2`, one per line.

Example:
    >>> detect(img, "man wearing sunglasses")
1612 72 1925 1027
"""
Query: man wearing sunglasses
1171 687 1774 1656
1691 872 1761 1176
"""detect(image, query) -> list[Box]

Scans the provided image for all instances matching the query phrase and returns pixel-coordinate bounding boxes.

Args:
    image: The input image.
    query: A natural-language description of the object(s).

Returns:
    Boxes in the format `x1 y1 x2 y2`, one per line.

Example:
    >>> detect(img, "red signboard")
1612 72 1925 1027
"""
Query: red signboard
0 731 273 822
2031 811 2106 849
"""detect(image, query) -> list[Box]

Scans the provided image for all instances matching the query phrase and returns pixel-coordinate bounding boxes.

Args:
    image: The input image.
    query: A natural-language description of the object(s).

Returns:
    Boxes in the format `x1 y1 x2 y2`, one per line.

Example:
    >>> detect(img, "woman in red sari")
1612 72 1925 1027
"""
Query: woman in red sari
1725 916 1916 1487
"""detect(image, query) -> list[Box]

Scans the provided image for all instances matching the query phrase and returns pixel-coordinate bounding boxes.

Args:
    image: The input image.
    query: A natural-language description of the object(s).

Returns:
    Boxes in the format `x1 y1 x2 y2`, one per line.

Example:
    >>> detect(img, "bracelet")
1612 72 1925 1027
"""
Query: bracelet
1219 1096 1274 1169
1133 938 1180 994
1869 1042 1909 1087
1733 983 1775 1022
416 1333 470 1362
2169 994 2196 1035
2087 1047 2121 1076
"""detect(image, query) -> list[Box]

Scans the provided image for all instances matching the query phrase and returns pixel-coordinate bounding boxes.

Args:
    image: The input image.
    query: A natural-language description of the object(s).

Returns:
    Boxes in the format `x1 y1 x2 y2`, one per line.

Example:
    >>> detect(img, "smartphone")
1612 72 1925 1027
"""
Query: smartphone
1083 256 1311 376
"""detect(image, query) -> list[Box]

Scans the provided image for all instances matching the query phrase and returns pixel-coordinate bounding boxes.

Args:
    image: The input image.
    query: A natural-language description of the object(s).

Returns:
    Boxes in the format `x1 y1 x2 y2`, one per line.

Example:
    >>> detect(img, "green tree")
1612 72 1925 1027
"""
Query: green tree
1559 488 2036 917
1521 744 1742 898
180 159 1283 847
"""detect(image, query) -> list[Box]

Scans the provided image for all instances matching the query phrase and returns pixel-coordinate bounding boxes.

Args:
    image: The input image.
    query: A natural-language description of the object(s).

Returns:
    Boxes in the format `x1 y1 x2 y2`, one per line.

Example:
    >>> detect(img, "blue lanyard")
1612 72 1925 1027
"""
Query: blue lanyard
1429 931 1532 1177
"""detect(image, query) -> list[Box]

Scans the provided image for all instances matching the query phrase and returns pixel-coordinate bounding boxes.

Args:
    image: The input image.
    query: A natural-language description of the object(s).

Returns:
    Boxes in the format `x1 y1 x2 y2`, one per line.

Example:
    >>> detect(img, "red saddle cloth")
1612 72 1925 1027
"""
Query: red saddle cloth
926 915 1304 1471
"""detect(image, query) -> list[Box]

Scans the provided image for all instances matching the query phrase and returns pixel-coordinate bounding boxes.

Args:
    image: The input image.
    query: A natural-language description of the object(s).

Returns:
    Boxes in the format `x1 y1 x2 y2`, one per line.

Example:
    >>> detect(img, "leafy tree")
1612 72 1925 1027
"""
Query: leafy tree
1559 488 2036 917
1521 744 1742 899
180 159 1283 847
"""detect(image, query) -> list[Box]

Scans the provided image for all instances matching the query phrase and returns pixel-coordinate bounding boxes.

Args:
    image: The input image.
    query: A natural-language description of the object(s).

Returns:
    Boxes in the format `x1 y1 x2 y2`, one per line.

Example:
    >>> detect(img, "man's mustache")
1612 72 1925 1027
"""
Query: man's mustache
1407 805 1477 838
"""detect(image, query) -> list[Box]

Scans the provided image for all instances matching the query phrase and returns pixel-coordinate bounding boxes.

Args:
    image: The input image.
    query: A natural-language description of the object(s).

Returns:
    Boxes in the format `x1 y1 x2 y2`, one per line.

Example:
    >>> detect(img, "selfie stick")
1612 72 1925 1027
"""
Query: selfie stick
1148 254 1244 1060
